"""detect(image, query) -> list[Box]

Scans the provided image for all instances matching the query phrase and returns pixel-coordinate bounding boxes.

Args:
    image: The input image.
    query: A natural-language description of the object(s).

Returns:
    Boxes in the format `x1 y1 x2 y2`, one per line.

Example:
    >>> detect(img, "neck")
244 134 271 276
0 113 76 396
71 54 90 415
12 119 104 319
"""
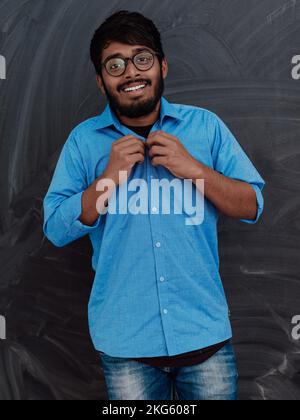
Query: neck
116 100 161 127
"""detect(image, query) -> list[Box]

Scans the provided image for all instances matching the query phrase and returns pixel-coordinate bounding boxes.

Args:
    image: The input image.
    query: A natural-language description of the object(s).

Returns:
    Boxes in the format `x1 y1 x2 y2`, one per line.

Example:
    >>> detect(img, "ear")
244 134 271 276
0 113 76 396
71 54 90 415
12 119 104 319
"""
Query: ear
96 74 105 95
161 57 168 80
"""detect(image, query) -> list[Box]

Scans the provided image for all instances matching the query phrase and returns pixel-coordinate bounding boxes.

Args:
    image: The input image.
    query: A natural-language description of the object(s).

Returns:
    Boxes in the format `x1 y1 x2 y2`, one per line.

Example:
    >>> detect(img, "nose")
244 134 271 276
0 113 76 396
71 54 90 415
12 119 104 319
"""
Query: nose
124 58 141 78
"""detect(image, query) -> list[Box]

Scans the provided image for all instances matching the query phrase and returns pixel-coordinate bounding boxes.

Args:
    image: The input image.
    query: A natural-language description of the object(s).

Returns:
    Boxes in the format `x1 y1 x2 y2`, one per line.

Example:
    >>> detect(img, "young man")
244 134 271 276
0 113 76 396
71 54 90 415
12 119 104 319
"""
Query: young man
43 10 266 400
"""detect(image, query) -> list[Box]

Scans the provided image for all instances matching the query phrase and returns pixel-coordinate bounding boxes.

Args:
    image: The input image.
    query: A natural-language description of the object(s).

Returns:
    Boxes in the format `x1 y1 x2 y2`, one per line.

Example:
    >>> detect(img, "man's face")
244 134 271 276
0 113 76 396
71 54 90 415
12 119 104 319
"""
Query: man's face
96 42 168 120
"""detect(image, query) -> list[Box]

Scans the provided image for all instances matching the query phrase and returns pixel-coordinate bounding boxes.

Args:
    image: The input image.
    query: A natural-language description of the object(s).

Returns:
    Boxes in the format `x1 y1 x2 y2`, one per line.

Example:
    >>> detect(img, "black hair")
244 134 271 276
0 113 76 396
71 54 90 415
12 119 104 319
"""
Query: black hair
90 10 165 75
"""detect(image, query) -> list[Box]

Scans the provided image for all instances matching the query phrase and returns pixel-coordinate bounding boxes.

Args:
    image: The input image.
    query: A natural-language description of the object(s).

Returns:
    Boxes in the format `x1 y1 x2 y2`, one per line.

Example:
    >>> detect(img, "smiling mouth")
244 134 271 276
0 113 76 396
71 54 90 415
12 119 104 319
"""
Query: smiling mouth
121 82 149 95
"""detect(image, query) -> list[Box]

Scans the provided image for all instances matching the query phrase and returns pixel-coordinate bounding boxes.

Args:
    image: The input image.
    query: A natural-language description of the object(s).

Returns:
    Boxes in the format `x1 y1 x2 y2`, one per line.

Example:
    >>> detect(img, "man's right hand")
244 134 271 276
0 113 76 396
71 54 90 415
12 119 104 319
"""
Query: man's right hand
79 135 145 226
103 135 146 185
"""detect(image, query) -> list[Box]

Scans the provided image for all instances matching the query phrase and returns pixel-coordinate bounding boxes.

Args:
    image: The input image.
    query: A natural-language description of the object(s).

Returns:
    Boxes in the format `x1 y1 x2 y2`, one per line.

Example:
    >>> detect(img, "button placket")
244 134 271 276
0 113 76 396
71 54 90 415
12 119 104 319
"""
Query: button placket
145 139 174 354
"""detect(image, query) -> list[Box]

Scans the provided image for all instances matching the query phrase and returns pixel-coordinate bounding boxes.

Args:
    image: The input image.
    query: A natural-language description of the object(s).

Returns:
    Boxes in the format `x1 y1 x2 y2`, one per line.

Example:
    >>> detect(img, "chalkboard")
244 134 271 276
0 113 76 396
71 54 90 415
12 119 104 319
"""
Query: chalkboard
0 0 299 400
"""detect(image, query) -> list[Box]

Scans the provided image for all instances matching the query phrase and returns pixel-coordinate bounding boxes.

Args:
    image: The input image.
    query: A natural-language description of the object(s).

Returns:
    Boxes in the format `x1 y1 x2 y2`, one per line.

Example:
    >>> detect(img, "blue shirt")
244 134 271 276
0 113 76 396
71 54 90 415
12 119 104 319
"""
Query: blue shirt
43 97 266 358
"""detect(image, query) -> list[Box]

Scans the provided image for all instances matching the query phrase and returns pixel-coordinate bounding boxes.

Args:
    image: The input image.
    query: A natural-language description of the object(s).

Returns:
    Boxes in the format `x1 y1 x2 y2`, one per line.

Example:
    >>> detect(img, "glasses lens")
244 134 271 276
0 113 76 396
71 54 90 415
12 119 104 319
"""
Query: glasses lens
106 58 126 76
105 52 155 76
134 52 154 70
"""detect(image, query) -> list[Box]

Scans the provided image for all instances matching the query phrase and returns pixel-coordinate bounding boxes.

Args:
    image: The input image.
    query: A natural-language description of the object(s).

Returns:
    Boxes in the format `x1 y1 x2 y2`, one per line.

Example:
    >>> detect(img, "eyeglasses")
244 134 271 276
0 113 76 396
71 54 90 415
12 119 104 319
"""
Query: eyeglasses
101 50 162 77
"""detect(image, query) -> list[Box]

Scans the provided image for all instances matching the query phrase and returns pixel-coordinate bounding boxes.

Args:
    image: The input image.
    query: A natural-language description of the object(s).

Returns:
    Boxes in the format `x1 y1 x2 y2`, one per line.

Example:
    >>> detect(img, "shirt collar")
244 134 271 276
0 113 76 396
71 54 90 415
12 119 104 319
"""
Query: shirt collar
94 96 183 131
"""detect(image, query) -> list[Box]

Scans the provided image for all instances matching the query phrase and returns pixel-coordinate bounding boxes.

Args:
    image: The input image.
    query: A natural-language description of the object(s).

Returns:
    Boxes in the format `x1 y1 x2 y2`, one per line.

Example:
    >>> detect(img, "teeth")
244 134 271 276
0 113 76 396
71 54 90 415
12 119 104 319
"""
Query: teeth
124 84 146 92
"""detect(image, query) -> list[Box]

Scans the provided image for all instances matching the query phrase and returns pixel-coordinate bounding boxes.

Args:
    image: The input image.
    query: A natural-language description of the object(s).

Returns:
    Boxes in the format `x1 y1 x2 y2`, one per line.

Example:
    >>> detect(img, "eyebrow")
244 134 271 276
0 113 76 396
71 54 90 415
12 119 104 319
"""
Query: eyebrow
103 48 152 62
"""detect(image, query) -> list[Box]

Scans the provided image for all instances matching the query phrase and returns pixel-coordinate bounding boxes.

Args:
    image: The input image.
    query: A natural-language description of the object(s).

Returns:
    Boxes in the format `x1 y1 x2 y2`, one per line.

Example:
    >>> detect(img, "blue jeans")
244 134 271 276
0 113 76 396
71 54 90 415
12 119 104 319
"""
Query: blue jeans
99 342 238 400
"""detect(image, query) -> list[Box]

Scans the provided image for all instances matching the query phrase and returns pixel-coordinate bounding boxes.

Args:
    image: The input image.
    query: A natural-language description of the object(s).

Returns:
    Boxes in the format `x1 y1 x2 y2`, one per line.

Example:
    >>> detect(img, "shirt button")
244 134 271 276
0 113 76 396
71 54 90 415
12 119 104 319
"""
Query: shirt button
160 276 165 282
152 207 158 213
163 309 168 315
155 242 161 248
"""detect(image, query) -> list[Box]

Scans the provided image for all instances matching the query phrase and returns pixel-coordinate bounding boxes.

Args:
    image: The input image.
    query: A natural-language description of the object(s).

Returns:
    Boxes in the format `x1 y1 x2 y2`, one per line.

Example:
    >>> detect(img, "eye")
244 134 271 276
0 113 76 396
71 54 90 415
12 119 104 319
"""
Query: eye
137 56 149 62
135 53 153 65
110 63 121 70
106 58 125 73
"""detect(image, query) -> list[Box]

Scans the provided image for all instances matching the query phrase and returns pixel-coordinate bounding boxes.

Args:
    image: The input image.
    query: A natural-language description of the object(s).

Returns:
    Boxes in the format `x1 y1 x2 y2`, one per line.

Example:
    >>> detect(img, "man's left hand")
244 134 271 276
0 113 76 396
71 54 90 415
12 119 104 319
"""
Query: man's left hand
146 131 202 180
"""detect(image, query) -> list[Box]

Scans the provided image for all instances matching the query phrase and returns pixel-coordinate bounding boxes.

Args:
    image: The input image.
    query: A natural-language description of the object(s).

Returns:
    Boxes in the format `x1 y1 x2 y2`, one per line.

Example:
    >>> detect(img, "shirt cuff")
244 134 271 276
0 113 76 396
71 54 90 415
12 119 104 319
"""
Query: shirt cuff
240 184 264 224
59 191 102 235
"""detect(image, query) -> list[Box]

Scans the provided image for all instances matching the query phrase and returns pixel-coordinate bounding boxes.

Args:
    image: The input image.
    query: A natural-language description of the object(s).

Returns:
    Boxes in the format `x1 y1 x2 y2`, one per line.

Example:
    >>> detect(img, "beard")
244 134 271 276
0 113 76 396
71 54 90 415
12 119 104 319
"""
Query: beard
100 67 165 119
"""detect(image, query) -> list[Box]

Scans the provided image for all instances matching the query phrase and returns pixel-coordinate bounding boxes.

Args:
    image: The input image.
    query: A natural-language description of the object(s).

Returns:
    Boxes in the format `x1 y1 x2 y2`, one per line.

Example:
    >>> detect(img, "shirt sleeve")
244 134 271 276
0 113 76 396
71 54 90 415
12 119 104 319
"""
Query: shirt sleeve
43 130 102 247
210 114 266 224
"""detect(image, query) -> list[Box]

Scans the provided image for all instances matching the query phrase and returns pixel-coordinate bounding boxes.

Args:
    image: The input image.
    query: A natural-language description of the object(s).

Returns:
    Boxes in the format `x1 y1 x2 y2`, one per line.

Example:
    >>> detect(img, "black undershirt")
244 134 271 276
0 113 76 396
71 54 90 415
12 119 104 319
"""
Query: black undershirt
125 123 155 139
121 123 229 368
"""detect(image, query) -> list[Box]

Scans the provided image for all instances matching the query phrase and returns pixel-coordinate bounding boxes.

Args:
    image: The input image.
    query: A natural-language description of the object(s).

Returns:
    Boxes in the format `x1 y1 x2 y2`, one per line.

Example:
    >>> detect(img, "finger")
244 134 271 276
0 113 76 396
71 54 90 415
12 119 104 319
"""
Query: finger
129 152 145 164
148 145 168 158
148 130 177 141
151 156 167 167
147 133 180 157
148 130 169 138
115 135 142 145
115 138 145 151
122 142 145 156
147 136 173 148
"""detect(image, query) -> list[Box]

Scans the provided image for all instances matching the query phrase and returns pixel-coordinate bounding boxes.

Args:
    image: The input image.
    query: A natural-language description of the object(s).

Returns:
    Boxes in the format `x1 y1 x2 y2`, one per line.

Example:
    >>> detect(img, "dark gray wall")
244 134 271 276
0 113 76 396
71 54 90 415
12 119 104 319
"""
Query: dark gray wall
0 0 299 400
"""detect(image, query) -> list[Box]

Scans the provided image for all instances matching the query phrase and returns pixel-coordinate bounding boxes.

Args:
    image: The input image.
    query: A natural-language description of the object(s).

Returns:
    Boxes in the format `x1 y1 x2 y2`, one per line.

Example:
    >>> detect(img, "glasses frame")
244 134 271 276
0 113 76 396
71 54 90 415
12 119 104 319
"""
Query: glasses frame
101 50 162 77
